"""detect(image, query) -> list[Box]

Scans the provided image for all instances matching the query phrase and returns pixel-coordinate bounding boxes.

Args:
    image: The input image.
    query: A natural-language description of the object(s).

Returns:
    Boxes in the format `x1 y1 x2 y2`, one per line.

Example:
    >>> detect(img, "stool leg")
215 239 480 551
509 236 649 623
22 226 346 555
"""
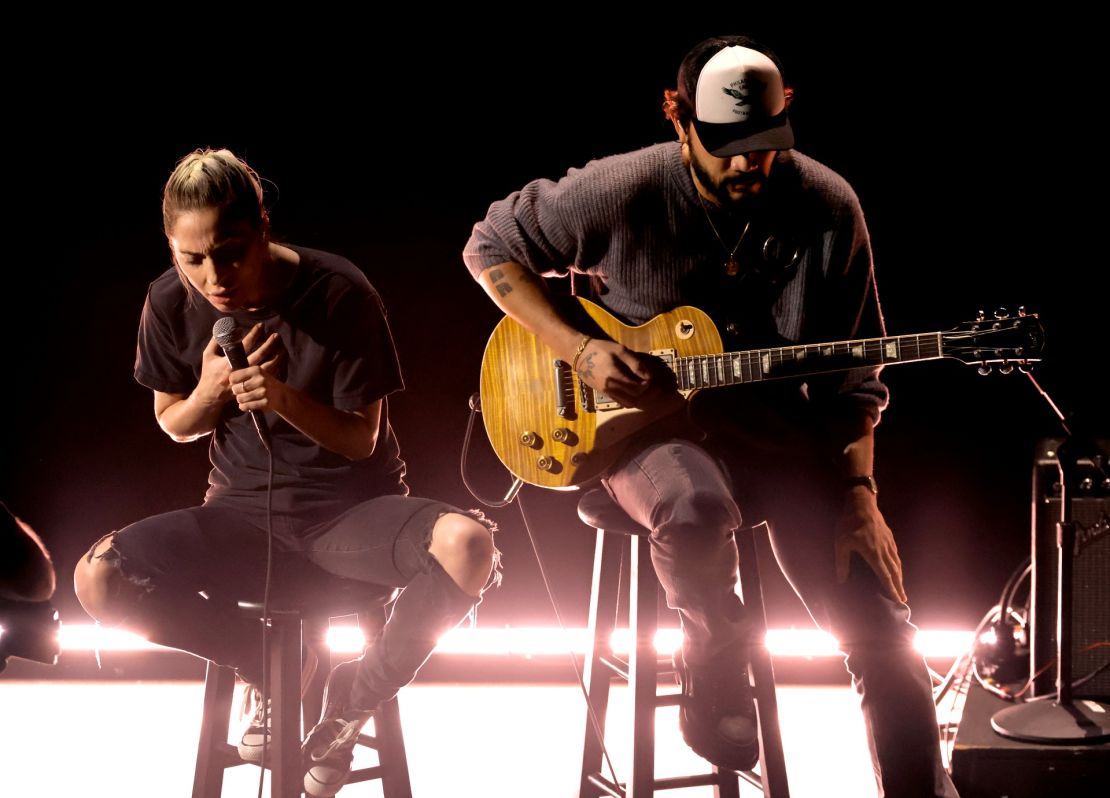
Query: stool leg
578 529 623 797
735 523 790 798
628 534 658 798
270 615 304 798
302 618 330 730
192 660 237 798
368 603 413 798
374 695 413 798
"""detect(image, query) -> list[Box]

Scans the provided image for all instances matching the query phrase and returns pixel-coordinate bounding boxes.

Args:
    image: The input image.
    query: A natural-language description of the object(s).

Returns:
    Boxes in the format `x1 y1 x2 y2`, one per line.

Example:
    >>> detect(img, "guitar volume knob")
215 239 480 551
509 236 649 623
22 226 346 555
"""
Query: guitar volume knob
551 428 579 445
537 455 559 473
519 431 540 448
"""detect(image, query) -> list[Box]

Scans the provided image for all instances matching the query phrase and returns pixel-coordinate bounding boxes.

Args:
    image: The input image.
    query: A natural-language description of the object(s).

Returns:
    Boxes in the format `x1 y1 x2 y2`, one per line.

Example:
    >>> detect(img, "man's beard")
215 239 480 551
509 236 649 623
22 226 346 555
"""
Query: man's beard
689 151 765 208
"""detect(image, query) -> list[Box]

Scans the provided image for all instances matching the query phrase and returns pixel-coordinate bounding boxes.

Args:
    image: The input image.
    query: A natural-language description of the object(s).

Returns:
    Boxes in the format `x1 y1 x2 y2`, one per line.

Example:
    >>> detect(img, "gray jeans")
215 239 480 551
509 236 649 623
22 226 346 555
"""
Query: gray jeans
603 436 958 798
92 495 493 710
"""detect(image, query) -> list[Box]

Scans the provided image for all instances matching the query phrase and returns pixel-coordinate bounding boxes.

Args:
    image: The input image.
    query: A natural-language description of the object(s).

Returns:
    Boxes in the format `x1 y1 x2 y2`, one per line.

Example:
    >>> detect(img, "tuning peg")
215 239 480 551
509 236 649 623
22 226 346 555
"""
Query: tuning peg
978 364 992 376
999 363 1015 375
1017 306 1027 317
976 309 986 322
1018 362 1034 374
994 307 1010 319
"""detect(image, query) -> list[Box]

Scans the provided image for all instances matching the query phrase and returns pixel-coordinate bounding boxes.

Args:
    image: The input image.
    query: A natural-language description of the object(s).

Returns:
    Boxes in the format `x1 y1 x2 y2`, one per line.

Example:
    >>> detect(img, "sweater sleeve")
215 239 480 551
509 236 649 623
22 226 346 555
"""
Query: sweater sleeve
806 192 890 424
464 175 580 278
463 147 673 281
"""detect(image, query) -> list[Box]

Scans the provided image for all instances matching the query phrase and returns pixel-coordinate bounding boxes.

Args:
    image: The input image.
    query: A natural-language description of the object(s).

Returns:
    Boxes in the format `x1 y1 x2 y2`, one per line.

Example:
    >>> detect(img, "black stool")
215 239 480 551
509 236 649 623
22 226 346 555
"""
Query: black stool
576 488 790 798
192 584 412 798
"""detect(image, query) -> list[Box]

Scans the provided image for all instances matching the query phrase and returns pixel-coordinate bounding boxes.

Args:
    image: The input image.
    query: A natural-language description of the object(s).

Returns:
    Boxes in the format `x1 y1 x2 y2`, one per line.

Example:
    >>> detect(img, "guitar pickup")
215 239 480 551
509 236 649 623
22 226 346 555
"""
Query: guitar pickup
651 348 677 368
553 359 577 419
593 348 676 411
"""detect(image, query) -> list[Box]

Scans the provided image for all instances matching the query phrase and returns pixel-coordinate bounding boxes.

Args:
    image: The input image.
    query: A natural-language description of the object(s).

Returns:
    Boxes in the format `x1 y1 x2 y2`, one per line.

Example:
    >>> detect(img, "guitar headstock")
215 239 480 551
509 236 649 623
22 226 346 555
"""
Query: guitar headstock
941 308 1044 374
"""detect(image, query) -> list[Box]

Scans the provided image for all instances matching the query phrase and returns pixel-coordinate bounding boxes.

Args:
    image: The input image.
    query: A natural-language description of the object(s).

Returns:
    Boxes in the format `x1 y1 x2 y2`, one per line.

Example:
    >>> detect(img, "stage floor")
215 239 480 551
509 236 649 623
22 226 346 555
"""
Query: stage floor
0 680 881 797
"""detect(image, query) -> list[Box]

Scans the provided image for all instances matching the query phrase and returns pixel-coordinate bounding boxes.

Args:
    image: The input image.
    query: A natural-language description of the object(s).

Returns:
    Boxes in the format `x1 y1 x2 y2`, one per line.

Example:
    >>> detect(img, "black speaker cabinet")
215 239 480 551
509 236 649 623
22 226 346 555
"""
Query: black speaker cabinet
951 682 1110 797
1030 438 1110 699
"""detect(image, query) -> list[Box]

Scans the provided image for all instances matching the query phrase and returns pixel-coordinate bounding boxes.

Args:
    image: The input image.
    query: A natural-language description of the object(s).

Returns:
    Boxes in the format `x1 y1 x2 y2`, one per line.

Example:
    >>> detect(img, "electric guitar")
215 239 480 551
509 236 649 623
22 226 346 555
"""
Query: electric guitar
479 299 1044 489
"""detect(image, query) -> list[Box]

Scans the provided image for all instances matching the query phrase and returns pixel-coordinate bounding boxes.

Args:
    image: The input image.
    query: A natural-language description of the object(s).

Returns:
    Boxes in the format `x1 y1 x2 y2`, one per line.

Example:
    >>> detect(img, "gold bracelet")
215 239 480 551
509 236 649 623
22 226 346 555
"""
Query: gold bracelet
570 335 593 372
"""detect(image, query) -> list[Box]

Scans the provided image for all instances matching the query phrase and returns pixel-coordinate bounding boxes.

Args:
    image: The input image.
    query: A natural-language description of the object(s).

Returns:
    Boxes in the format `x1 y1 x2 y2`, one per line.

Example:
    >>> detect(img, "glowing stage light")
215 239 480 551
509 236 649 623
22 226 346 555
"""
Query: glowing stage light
58 624 159 652
765 629 840 657
52 624 975 658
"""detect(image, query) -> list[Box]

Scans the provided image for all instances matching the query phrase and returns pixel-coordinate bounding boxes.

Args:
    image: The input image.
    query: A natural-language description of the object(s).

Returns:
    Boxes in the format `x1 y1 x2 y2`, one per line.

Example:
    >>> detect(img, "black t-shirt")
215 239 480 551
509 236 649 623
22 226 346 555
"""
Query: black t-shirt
134 245 407 516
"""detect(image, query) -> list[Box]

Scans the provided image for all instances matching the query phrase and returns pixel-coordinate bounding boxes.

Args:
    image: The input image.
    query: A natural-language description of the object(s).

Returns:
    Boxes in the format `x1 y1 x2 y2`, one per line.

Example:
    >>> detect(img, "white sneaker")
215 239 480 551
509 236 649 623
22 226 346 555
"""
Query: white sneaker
302 659 373 797
237 684 271 763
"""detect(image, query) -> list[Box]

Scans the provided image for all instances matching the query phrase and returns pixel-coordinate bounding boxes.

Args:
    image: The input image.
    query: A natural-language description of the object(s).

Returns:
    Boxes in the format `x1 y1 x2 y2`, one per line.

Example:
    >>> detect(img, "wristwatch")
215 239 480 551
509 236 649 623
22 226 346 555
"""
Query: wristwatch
845 474 878 495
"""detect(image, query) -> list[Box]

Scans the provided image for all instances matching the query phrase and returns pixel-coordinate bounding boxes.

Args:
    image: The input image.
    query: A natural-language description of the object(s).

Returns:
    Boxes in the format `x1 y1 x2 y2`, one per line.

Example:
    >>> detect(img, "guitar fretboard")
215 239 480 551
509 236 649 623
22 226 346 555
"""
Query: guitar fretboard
672 333 945 390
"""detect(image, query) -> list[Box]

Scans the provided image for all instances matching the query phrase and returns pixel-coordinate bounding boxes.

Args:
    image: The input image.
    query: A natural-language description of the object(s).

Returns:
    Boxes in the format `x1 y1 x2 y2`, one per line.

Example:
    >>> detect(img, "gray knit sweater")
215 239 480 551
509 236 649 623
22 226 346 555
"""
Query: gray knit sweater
464 141 888 422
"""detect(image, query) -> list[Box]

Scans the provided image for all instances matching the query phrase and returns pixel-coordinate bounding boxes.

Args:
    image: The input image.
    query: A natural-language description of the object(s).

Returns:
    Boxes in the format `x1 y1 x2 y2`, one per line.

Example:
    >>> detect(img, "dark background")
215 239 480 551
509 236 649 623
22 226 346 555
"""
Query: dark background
4 19 1105 651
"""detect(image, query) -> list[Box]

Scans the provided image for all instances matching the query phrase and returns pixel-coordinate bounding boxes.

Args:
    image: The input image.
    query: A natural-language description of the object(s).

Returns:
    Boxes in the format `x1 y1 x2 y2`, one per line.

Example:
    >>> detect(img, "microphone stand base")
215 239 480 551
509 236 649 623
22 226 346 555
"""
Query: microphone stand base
991 699 1110 744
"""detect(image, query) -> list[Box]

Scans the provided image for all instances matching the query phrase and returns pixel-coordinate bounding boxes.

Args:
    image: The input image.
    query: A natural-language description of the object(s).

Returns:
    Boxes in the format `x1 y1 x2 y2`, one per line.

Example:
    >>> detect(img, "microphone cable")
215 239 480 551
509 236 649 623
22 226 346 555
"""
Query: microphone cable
256 438 273 798
212 316 276 798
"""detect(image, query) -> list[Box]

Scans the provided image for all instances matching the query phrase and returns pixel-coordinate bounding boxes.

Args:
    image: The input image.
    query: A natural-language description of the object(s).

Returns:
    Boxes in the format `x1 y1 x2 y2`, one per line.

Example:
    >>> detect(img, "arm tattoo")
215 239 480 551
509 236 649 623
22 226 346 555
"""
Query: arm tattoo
488 267 514 297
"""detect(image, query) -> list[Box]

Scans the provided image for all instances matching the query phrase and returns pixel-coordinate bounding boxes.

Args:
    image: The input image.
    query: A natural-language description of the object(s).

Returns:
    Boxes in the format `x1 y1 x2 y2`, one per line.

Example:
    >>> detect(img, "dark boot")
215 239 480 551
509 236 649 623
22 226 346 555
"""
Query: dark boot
351 557 477 710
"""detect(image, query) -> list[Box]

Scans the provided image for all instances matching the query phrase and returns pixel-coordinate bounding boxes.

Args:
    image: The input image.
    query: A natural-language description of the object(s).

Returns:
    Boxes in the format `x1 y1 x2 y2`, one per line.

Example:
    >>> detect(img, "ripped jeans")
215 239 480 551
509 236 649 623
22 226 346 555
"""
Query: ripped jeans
86 494 499 710
603 437 958 798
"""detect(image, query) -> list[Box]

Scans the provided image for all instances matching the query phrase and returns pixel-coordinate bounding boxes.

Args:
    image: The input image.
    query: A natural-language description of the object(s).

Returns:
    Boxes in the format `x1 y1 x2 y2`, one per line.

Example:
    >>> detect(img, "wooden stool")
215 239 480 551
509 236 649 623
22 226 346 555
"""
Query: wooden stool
576 488 790 798
192 584 412 798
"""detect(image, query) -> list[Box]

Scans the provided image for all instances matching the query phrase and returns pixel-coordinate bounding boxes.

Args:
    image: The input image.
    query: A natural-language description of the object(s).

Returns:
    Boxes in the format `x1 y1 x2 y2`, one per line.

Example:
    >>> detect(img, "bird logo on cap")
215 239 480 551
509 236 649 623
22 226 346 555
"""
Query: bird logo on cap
721 77 766 121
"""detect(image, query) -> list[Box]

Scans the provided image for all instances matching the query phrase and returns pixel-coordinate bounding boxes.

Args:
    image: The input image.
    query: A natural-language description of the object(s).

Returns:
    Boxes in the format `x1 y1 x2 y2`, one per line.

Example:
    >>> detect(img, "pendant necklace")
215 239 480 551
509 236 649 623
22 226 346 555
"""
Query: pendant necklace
696 192 750 276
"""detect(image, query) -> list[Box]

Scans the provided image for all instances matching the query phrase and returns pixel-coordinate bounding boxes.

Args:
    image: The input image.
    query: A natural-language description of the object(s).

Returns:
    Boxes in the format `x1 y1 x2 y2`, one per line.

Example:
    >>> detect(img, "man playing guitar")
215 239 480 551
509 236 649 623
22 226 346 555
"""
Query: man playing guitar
464 36 960 797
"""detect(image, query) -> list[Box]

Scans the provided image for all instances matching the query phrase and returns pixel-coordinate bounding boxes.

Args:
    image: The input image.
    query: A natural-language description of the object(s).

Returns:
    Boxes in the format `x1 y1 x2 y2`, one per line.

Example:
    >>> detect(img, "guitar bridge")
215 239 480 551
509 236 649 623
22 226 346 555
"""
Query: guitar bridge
553 359 577 419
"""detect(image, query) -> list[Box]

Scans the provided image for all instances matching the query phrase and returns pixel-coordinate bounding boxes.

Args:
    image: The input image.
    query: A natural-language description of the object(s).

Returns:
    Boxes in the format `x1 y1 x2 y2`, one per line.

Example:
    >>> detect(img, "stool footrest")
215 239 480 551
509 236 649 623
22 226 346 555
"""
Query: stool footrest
738 769 765 790
586 770 744 797
214 743 246 769
655 773 742 790
597 654 676 683
585 772 626 798
347 764 386 785
599 655 629 681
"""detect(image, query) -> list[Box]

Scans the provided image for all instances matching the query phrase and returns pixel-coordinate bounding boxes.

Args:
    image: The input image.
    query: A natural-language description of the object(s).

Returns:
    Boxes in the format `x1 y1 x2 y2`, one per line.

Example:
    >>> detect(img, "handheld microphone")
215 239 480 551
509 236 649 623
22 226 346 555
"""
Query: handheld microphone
212 316 272 449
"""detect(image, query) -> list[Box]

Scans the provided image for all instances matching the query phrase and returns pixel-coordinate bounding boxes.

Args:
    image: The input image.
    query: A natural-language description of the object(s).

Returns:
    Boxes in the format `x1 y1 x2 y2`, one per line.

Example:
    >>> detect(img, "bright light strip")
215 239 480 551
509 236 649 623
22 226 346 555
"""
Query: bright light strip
326 626 368 654
59 624 161 652
765 628 840 657
53 624 975 659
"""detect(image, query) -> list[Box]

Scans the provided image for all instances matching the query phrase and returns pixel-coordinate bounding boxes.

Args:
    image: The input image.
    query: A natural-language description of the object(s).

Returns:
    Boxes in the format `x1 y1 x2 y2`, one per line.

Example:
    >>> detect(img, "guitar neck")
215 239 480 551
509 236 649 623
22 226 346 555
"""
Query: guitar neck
673 332 945 389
